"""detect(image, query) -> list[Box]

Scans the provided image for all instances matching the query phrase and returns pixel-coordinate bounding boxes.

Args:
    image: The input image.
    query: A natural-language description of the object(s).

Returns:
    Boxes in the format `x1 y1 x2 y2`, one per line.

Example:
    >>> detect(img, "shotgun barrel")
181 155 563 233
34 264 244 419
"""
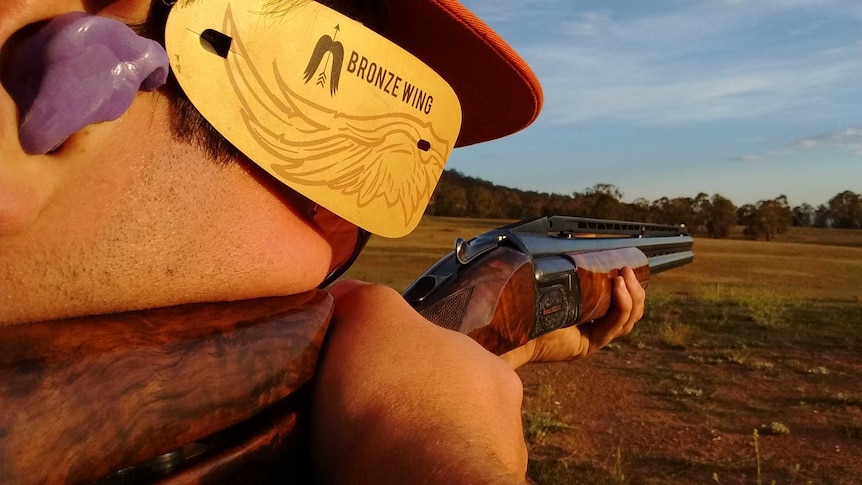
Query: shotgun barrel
403 216 693 354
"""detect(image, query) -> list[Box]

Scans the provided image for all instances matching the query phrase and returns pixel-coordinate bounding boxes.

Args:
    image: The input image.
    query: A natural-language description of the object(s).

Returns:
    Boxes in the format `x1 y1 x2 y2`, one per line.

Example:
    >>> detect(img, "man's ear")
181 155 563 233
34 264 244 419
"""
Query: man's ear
0 0 157 236
0 2 85 237
5 12 168 154
0 157 60 236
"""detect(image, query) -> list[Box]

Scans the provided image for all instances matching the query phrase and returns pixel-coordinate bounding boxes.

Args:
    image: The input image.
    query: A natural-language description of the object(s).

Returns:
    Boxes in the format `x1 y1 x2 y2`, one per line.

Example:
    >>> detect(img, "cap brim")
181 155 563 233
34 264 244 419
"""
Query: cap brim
382 0 543 147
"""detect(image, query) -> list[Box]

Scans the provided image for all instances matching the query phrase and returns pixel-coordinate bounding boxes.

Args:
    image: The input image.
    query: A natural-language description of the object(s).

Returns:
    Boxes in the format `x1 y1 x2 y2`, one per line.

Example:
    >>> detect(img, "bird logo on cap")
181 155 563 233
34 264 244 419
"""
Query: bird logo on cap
303 26 343 96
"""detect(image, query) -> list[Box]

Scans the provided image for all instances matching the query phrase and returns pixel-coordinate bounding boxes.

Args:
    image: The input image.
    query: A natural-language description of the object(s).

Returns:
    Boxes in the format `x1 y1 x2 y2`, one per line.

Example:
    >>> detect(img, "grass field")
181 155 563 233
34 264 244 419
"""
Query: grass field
342 216 862 484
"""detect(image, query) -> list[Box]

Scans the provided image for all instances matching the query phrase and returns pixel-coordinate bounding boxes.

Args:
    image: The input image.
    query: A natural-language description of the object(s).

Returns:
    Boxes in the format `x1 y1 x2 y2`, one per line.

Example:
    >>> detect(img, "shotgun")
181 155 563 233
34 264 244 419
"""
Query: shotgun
1 216 691 483
403 216 693 355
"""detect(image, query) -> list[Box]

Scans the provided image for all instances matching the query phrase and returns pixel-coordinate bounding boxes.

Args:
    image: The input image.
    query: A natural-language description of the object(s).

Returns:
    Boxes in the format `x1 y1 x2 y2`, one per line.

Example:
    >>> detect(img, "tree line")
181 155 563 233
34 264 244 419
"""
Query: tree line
425 170 862 240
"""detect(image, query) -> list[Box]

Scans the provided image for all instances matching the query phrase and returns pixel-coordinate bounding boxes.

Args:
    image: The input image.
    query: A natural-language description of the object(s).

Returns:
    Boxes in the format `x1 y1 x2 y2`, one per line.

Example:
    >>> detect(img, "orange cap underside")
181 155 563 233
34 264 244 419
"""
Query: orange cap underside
382 0 543 147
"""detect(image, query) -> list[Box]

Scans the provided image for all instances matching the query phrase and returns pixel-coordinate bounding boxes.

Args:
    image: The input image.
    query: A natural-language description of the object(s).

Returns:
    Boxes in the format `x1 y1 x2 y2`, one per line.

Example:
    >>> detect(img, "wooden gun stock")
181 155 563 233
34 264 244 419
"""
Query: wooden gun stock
404 216 692 355
408 247 537 354
0 291 332 484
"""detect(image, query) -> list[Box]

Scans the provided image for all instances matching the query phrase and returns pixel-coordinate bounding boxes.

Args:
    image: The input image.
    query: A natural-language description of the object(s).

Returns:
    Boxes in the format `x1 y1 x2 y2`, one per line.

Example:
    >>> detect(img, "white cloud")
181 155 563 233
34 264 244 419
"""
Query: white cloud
790 128 862 156
561 11 615 37
456 1 861 207
732 127 862 162
459 0 559 24
463 0 862 126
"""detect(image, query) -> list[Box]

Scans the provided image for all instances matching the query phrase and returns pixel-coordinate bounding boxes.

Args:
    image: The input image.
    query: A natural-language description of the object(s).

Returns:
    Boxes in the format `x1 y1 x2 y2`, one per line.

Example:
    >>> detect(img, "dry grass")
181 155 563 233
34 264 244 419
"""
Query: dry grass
339 217 862 484
726 225 862 248
523 384 568 444
656 237 862 302
345 219 862 303
656 320 694 348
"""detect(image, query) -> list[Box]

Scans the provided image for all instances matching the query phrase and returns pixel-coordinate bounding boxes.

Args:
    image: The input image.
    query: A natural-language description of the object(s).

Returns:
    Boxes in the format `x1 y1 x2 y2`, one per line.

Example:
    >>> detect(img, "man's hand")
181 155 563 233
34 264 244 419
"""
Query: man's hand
500 266 646 369
312 281 529 484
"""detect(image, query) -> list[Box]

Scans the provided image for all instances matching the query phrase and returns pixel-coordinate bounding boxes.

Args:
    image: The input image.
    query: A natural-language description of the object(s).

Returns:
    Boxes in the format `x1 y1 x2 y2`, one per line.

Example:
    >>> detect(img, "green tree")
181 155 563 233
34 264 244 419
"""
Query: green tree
741 196 792 240
499 189 524 219
814 203 831 227
704 194 736 238
584 183 624 201
627 198 652 222
467 185 502 218
522 191 549 218
827 190 861 229
651 197 697 228
576 184 625 220
428 181 468 216
691 192 710 234
791 203 815 227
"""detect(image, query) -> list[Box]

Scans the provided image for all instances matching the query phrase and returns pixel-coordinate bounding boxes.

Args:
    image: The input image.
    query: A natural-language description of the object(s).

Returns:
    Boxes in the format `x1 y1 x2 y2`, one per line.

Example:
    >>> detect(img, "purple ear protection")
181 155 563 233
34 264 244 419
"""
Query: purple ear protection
3 12 169 154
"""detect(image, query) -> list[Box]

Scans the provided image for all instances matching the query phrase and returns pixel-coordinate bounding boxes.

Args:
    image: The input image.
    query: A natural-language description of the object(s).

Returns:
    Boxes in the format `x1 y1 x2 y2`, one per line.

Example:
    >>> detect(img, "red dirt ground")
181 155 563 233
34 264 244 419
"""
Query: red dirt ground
518 342 862 484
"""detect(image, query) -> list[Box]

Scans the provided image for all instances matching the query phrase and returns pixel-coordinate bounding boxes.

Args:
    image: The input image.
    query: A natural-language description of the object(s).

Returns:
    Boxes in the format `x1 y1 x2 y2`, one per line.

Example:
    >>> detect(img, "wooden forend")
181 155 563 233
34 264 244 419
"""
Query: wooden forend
565 247 650 325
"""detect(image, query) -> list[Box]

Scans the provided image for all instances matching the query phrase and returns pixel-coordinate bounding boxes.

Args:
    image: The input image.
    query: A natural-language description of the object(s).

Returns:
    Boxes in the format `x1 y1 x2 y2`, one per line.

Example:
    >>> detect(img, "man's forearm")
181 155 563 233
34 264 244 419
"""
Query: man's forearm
312 282 531 484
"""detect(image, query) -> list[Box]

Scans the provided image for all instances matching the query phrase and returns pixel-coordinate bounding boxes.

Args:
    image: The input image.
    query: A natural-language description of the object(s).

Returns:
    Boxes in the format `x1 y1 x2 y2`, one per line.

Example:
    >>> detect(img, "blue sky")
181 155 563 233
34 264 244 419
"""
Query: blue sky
450 0 862 208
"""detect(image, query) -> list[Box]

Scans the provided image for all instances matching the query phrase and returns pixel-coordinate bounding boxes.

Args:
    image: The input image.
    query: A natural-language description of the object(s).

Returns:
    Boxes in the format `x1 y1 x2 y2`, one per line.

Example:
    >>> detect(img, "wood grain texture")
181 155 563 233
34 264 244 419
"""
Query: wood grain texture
417 247 536 355
565 247 650 325
0 291 332 484
158 385 314 485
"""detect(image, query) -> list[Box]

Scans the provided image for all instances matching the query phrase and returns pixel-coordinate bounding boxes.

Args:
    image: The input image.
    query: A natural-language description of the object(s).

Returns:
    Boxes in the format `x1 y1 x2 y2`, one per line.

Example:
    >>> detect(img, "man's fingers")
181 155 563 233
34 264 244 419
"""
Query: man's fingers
583 265 647 355
583 274 633 352
617 267 645 336
609 273 635 338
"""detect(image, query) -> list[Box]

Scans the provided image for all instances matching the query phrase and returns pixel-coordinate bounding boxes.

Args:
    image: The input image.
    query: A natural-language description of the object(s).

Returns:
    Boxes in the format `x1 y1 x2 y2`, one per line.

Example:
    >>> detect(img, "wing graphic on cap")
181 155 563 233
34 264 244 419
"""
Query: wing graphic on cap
221 6 451 229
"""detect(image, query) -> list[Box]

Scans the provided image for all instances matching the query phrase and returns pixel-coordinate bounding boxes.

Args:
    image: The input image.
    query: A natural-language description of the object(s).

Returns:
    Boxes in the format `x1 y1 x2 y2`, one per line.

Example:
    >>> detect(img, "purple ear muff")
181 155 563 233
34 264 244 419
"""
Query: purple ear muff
3 12 169 154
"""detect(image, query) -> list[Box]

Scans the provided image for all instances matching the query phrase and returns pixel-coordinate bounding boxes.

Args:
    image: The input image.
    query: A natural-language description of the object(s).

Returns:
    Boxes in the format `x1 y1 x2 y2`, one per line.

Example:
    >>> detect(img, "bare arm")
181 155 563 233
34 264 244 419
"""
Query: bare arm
311 282 529 484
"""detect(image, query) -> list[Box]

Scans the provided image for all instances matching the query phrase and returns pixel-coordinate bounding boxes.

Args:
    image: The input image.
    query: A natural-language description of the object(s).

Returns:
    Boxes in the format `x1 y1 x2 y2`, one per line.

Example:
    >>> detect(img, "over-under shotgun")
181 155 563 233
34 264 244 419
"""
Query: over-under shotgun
404 216 694 355
1 216 692 483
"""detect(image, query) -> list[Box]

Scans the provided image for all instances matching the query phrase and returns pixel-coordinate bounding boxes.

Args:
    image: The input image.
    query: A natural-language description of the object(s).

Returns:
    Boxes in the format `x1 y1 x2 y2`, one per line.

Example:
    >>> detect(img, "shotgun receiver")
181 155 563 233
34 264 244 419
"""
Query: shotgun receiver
403 216 693 355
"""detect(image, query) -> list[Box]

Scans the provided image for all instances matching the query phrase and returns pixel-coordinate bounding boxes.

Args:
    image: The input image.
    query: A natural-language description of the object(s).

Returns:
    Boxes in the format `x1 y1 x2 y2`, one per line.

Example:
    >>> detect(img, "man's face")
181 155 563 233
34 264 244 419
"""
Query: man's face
0 0 335 324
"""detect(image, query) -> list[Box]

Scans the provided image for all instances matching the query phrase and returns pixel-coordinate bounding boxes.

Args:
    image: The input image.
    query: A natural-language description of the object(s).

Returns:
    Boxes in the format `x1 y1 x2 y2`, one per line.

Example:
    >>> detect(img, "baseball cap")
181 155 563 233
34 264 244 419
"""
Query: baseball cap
381 0 544 147
165 0 542 238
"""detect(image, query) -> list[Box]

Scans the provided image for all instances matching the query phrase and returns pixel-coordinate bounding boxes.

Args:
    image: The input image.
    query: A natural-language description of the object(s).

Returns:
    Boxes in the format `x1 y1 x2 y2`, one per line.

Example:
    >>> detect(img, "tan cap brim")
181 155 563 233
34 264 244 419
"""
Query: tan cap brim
164 0 541 237
381 0 544 147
